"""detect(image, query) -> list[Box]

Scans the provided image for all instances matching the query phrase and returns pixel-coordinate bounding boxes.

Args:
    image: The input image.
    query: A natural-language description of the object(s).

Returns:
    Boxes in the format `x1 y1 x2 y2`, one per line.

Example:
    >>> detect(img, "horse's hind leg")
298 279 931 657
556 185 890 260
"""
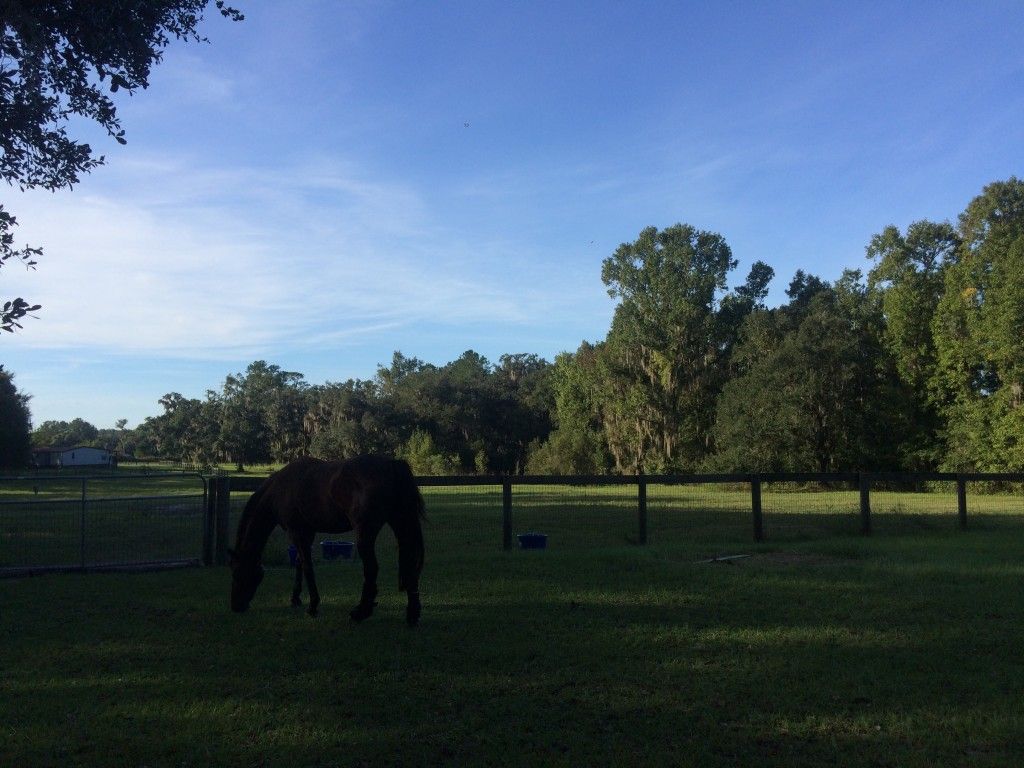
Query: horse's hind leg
287 532 304 607
350 528 380 622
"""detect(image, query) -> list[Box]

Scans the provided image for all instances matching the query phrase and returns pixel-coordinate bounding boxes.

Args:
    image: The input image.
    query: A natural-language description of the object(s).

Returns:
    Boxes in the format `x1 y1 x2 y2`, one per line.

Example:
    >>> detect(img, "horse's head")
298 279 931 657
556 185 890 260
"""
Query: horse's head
228 548 265 613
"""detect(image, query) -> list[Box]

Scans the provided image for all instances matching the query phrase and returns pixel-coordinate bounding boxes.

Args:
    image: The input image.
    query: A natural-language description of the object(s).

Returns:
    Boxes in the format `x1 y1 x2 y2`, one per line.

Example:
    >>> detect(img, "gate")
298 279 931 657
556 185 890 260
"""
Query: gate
0 473 207 575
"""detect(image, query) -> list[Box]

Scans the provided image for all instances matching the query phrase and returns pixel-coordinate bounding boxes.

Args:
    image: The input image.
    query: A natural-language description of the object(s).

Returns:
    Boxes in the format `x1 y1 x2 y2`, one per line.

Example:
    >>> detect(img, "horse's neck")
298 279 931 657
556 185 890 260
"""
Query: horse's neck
237 505 277 559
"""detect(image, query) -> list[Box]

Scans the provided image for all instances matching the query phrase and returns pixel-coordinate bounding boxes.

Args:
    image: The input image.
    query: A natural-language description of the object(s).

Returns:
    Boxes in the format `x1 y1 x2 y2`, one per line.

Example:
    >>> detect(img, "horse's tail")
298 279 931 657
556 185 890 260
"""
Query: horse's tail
390 458 425 592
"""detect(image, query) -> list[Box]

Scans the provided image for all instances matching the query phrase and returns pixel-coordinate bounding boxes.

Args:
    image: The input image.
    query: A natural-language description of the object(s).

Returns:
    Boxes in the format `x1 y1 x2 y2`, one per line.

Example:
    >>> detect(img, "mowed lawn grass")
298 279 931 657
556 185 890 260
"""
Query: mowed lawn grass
3 503 1024 767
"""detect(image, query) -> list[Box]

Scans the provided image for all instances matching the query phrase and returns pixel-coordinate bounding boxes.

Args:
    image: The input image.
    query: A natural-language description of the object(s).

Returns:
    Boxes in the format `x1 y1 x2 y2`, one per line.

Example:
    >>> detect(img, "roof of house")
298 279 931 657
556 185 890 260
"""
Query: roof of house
32 445 109 453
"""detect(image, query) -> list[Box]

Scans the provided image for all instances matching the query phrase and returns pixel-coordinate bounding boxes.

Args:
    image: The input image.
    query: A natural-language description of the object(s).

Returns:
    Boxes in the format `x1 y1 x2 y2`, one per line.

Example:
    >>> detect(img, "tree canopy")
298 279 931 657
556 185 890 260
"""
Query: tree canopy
16 177 1024 475
0 365 31 467
0 0 242 332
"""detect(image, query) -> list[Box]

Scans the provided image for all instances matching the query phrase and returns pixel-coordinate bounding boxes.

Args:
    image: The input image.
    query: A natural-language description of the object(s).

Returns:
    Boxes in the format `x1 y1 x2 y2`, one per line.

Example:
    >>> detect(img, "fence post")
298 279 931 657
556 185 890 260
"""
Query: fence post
214 476 231 566
751 476 764 542
859 473 872 535
80 478 87 569
957 476 968 530
202 478 216 566
502 478 512 550
637 475 648 545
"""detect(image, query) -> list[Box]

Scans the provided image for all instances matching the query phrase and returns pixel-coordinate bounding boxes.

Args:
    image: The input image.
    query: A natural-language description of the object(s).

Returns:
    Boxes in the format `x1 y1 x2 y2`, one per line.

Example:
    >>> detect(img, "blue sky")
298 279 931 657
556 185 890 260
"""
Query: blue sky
4 0 1024 429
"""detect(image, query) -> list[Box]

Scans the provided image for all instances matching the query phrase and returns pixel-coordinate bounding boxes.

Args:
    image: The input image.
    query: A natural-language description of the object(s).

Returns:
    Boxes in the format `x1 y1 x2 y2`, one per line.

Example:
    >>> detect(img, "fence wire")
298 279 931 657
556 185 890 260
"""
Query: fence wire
5 471 1024 574
760 480 861 541
963 480 1024 530
0 474 206 573
648 482 752 545
867 480 959 535
508 483 637 550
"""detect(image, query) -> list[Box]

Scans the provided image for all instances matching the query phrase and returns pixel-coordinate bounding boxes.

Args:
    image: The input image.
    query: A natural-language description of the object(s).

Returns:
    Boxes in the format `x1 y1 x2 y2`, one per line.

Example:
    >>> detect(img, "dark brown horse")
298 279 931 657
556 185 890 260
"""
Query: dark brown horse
228 455 425 625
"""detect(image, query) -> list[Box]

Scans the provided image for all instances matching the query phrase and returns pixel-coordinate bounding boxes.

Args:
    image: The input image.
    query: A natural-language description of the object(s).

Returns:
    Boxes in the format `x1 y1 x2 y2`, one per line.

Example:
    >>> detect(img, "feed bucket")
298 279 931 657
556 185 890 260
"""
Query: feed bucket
517 532 548 550
321 540 354 560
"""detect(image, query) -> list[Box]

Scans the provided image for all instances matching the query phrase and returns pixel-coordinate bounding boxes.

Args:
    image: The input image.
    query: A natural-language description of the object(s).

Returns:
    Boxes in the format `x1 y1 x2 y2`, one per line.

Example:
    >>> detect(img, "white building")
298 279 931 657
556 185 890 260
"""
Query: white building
32 446 112 468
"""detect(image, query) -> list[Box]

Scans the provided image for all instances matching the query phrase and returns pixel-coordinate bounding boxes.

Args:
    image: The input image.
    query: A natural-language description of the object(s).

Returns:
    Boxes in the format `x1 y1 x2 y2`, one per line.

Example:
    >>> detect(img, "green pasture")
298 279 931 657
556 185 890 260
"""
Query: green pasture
236 481 1024 568
3 516 1024 766
4 479 1023 573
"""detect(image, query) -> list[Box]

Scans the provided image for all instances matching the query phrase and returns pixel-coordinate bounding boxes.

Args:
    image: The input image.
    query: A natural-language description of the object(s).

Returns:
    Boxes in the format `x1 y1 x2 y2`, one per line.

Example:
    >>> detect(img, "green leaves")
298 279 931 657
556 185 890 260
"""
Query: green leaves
932 179 1024 470
709 281 910 473
595 223 751 472
0 366 33 468
0 0 242 334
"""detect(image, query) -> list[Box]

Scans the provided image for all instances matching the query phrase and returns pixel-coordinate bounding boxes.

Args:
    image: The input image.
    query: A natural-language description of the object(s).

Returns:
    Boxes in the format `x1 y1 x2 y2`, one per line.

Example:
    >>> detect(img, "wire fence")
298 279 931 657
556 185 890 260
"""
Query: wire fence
4 470 1024 575
213 471 1024 568
0 473 207 575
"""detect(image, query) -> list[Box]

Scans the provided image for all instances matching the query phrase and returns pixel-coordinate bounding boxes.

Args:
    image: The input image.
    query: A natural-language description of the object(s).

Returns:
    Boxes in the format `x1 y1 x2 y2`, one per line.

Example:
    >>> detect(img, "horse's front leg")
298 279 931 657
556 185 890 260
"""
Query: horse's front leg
290 557 303 607
302 554 321 618
405 577 422 628
287 532 305 607
350 534 379 622
294 531 320 617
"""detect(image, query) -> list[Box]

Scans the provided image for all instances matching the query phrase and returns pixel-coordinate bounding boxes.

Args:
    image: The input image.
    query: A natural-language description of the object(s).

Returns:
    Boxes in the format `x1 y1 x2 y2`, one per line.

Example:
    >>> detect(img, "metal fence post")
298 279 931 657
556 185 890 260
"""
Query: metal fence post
751 476 764 542
502 479 512 550
957 476 968 530
859 473 872 535
637 475 648 545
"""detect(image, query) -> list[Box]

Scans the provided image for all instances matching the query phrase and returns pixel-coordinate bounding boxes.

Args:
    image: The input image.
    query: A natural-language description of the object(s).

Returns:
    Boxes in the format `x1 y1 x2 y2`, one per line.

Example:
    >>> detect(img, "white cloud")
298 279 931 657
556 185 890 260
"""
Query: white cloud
143 51 237 107
2 153 594 357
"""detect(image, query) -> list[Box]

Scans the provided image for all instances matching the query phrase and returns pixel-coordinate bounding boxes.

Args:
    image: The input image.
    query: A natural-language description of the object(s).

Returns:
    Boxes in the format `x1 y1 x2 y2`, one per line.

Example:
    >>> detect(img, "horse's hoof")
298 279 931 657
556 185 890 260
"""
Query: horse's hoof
406 607 421 627
291 597 303 608
307 607 319 618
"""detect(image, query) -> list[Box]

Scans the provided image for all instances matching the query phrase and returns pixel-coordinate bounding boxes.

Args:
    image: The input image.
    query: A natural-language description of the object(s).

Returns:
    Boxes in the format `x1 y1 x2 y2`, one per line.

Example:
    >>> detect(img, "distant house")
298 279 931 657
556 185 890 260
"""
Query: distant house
32 446 112 468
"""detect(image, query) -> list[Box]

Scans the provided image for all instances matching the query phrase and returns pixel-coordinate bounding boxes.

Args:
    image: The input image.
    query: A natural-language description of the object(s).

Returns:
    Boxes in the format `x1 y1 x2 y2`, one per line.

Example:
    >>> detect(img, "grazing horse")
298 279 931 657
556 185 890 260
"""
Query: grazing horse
228 455 425 626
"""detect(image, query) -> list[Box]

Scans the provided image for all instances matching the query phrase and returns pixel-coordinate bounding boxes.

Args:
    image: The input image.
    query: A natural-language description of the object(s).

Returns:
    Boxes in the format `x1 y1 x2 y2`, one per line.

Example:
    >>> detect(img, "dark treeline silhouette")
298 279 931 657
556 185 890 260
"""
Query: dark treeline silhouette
11 178 1024 474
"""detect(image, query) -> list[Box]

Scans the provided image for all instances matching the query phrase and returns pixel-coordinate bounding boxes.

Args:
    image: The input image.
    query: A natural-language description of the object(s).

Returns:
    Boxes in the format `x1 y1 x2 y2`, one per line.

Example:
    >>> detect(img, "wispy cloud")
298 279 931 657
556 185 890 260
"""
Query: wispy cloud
2 152 596 357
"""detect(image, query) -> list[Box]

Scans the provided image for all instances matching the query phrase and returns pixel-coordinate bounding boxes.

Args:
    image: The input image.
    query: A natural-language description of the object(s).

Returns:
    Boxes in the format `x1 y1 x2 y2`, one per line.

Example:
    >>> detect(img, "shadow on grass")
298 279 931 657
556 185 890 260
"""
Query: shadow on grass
3 530 1024 767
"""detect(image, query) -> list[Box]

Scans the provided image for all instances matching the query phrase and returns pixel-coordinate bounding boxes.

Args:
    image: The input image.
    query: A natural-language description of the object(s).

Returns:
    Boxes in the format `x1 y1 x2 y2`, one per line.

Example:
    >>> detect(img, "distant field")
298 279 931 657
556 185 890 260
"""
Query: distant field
3 523 1024 766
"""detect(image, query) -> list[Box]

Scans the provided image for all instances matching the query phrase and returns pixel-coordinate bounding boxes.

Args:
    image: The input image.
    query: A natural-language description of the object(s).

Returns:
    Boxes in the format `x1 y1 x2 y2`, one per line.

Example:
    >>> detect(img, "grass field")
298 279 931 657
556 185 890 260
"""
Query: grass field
3 493 1024 766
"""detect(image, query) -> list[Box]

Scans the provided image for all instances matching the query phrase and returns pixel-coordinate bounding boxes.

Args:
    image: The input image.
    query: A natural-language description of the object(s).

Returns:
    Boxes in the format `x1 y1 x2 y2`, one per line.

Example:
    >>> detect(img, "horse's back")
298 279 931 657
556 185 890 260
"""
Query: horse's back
263 455 420 532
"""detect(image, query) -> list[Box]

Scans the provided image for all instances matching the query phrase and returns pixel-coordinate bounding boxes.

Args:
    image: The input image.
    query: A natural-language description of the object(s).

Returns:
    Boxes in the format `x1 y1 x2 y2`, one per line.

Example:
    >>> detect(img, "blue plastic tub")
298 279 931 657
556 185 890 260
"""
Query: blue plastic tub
287 544 298 566
517 532 548 550
321 540 354 560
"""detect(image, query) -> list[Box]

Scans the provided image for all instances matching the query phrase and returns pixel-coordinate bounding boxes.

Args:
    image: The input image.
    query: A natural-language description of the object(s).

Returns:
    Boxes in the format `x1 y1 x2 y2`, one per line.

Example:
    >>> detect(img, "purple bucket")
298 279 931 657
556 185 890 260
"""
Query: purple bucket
321 540 354 560
517 532 548 550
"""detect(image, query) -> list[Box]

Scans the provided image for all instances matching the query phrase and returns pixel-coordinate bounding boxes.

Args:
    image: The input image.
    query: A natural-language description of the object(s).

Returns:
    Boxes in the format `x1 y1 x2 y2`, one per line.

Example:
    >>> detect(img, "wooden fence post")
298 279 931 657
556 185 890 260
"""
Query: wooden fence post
637 476 648 545
80 478 87 569
502 479 513 551
202 477 216 566
859 473 872 536
957 476 968 530
751 476 764 542
214 476 231 565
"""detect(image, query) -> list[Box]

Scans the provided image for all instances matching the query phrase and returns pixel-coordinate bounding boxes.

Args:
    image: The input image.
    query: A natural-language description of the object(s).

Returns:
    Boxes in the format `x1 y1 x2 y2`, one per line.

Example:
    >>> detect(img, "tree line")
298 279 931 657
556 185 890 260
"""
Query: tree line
4 178 1022 474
